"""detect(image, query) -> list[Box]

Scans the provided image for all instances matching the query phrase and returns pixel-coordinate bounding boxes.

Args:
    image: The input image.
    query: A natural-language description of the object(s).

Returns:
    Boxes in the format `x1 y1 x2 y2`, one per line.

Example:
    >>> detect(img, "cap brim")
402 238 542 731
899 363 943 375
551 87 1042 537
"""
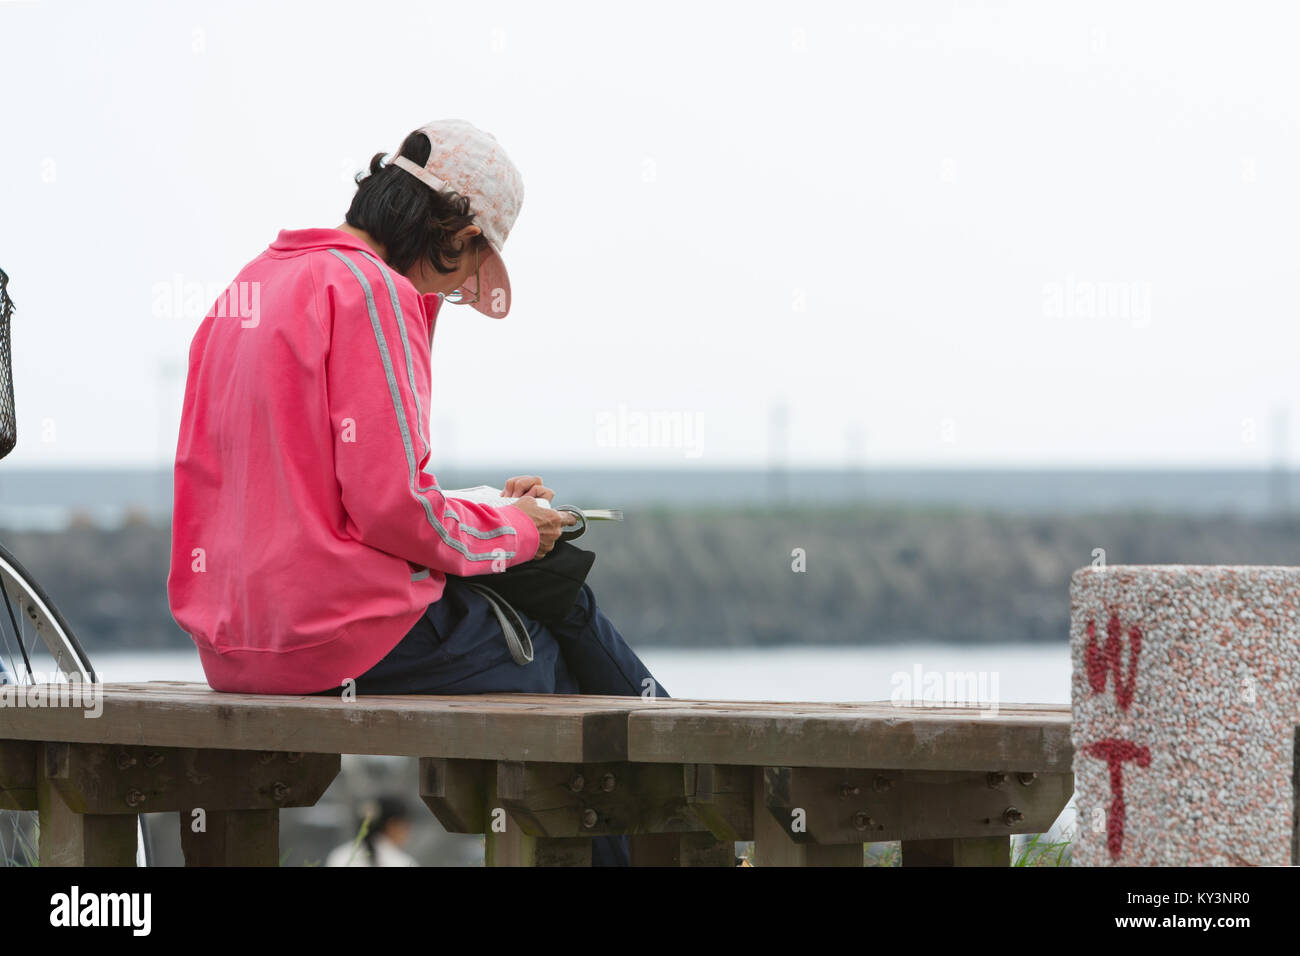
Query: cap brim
463 242 511 318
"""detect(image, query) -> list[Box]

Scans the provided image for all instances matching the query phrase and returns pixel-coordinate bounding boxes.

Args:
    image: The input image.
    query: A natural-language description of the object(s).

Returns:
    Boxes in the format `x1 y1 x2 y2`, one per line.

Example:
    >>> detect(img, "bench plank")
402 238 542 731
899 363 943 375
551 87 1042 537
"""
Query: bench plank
0 684 1070 772
627 702 1072 772
0 682 633 763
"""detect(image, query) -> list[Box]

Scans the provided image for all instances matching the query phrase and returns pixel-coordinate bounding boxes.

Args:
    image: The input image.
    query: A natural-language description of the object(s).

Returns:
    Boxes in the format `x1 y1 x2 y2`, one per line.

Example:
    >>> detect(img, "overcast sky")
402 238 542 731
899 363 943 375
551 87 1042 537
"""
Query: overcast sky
2 0 1298 470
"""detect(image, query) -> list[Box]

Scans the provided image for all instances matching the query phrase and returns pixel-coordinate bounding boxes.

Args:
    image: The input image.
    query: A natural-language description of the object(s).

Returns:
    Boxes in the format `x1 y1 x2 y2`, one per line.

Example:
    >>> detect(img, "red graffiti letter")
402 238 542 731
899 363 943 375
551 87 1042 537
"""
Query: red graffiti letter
1085 613 1142 711
1084 738 1151 860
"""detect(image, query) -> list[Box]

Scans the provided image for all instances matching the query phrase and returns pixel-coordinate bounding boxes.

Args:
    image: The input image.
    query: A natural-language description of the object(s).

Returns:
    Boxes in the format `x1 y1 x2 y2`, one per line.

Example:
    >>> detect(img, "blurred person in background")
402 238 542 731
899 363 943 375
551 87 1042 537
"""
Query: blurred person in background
326 796 418 867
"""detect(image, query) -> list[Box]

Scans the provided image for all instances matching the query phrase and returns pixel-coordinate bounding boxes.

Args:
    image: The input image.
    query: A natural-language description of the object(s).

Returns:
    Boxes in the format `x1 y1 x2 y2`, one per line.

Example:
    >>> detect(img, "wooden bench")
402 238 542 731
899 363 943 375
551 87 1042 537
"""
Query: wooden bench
0 682 1073 866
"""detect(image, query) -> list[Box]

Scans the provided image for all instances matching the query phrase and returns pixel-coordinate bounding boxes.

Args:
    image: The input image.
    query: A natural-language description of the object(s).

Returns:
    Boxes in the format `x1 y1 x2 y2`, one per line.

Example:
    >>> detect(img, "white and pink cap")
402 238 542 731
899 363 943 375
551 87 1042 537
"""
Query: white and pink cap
388 119 523 319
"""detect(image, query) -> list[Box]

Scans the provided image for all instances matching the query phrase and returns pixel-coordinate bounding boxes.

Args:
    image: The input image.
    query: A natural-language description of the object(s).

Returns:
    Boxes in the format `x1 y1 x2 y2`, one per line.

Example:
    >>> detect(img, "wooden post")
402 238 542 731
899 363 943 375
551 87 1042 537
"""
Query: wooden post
682 763 753 842
752 768 863 867
0 739 37 811
486 830 593 867
37 755 136 867
484 762 592 866
180 809 279 866
629 832 735 866
902 836 1009 867
419 757 489 833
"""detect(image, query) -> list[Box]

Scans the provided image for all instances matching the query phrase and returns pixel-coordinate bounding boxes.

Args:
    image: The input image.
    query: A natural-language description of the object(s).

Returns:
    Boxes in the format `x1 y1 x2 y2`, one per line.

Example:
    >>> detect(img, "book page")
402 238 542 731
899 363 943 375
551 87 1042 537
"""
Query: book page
440 485 553 510
441 485 620 521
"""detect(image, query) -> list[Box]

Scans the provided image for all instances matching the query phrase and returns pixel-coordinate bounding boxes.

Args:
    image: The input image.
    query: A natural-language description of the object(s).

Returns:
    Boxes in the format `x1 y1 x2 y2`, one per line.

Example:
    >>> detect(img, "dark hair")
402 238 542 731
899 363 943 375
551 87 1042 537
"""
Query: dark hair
344 130 484 275
360 796 410 866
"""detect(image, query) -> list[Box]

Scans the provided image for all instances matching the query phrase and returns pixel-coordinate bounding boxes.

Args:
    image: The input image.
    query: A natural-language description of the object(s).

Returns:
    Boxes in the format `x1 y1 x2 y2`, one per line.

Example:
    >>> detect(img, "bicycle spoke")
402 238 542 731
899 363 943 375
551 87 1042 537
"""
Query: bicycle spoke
0 545 100 865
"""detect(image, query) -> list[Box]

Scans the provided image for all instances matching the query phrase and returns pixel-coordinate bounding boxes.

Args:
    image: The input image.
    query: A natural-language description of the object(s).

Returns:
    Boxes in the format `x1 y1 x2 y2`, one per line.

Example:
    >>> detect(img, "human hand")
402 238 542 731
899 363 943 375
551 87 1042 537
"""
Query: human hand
511 495 577 559
503 475 555 501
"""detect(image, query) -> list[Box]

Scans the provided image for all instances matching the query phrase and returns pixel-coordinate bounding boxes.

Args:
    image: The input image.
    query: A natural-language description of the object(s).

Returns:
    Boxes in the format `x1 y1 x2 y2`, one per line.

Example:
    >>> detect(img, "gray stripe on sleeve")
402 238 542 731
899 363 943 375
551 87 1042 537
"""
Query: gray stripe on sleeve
328 249 519 560
356 249 429 462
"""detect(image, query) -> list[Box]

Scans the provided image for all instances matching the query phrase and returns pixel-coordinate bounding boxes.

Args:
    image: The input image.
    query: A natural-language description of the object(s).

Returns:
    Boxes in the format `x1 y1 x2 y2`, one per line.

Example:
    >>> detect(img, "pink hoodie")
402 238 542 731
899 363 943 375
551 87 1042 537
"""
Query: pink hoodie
167 228 541 694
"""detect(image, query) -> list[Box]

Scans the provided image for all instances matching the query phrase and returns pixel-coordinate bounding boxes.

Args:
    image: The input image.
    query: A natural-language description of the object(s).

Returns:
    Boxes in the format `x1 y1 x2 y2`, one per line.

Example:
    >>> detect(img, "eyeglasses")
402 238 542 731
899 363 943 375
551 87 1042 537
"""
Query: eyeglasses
441 241 480 306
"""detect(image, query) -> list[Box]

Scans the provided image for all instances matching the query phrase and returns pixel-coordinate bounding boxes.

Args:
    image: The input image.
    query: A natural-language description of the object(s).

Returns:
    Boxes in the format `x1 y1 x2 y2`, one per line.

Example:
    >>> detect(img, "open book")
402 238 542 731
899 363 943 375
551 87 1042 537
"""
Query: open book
440 485 623 522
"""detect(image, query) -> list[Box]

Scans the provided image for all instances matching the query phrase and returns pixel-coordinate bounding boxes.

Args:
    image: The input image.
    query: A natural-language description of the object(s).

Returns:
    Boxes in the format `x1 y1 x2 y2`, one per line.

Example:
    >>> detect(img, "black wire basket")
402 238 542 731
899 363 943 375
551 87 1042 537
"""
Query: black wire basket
0 267 16 460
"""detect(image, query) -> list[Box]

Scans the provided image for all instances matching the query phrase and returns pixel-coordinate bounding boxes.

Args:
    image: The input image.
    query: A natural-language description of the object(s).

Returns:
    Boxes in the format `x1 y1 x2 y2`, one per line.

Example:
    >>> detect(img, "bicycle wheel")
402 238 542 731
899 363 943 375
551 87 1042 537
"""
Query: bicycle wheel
0 540 149 865
0 541 94 683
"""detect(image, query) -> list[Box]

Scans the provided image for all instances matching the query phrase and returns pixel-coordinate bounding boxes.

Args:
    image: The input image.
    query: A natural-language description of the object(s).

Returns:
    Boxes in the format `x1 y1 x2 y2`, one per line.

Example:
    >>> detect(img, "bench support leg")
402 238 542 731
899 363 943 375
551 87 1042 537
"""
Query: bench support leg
752 769 863 866
483 768 591 866
485 828 592 866
629 832 735 866
180 808 280 866
30 744 335 866
37 772 136 867
902 836 1009 866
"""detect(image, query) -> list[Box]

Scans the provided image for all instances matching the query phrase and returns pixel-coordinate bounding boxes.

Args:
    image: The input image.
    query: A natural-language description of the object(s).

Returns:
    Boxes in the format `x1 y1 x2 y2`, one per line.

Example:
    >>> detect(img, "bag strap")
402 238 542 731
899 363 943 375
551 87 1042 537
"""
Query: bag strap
555 505 587 541
462 582 534 666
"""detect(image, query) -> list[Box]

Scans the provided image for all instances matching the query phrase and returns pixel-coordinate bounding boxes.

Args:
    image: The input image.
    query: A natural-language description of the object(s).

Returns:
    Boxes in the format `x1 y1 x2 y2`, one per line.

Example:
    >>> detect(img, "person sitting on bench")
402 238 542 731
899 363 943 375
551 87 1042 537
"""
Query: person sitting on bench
166 120 670 866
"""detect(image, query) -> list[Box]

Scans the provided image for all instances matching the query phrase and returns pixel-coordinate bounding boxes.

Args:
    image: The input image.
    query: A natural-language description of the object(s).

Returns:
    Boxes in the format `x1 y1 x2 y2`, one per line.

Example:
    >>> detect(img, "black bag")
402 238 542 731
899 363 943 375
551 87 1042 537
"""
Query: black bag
450 539 596 629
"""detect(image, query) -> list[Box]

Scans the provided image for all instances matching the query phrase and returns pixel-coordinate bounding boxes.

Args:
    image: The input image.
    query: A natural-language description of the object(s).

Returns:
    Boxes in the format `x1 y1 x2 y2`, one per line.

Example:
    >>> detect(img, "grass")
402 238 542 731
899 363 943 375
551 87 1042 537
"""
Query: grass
1012 832 1074 867
0 814 39 867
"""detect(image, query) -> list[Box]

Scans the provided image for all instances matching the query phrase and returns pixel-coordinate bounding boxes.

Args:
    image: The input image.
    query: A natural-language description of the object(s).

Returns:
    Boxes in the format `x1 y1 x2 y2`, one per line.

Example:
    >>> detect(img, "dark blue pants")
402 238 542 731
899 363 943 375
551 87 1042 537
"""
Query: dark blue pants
349 578 671 866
